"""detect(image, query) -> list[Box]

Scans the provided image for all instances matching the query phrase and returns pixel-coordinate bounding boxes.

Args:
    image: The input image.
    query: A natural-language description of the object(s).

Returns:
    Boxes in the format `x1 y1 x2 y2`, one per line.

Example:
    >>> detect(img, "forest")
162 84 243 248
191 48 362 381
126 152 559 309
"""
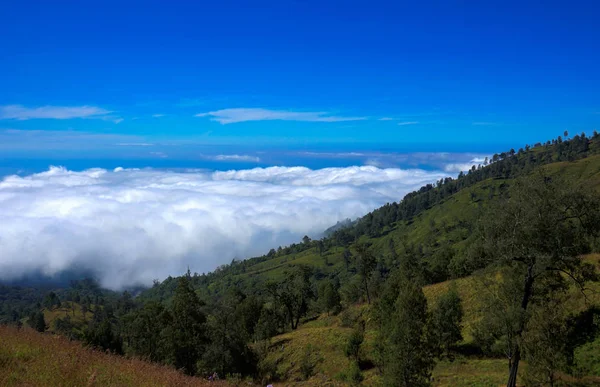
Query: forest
2 132 600 386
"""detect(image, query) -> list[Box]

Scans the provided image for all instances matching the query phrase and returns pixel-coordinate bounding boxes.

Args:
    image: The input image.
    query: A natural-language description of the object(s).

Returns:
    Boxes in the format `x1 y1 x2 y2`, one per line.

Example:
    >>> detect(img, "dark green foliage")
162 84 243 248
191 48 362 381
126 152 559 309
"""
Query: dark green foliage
354 243 376 304
83 317 123 354
429 284 463 358
43 291 61 309
344 325 364 362
266 266 314 330
164 275 206 375
475 172 600 387
318 279 341 315
375 273 434 386
122 301 171 362
337 361 363 385
29 311 46 333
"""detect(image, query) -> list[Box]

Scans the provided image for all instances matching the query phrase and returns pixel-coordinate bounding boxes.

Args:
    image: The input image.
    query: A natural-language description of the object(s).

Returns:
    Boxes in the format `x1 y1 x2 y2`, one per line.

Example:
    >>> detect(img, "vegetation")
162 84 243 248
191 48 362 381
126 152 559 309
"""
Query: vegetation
2 133 600 385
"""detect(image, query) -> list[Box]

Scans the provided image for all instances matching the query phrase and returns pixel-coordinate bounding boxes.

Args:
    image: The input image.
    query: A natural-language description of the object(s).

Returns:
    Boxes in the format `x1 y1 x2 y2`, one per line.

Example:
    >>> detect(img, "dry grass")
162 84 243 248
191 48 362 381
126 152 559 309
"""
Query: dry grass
0 325 224 387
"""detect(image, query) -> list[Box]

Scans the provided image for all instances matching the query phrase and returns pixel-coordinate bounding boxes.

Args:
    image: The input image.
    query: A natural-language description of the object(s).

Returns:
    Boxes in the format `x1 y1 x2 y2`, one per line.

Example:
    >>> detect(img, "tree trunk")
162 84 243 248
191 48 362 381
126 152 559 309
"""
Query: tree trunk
506 264 535 387
364 279 371 305
506 347 521 387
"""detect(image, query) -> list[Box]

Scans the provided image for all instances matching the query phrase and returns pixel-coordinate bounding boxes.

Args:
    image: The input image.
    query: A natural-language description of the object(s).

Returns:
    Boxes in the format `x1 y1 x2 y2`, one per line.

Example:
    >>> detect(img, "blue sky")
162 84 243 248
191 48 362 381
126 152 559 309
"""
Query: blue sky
1 0 599 156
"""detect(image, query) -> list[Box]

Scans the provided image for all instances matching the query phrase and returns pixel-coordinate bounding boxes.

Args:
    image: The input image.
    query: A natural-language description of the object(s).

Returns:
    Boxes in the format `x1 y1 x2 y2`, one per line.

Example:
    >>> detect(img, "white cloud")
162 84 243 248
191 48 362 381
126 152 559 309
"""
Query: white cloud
211 154 261 162
0 165 447 289
152 114 165 118
378 117 394 121
0 105 113 120
196 108 367 124
397 121 419 126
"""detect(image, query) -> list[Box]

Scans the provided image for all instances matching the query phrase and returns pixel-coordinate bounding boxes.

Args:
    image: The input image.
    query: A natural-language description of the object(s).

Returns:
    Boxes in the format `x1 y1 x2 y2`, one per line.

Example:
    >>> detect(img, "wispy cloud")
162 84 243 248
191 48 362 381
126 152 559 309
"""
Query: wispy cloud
152 114 165 118
196 108 367 124
0 104 115 121
210 154 261 162
378 117 394 121
397 121 419 126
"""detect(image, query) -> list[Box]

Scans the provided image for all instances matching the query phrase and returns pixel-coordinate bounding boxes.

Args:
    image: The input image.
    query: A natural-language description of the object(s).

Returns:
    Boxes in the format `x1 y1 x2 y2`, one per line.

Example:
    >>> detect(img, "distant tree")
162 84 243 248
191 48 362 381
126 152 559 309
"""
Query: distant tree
267 266 314 330
316 240 325 256
302 235 311 245
342 248 352 271
354 243 376 304
43 291 61 310
564 130 569 138
319 280 341 315
30 311 46 333
429 284 463 358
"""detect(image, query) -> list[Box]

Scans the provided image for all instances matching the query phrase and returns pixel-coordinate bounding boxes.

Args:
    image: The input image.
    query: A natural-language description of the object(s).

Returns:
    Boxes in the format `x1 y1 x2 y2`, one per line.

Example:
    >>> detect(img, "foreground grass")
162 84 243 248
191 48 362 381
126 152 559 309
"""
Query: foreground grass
0 325 221 387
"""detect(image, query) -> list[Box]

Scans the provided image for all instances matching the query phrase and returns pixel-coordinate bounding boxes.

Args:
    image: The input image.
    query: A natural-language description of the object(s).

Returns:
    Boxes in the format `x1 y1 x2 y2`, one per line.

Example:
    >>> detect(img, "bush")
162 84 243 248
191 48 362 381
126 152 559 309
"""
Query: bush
299 344 322 380
336 361 363 385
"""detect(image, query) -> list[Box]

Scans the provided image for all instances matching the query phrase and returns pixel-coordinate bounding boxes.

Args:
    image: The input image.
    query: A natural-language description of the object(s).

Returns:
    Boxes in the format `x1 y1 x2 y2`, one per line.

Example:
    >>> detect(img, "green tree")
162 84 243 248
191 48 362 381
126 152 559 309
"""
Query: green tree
267 266 314 330
165 275 207 375
319 280 341 315
375 273 434 386
476 172 600 387
354 243 376 304
30 311 46 333
344 324 364 363
429 284 463 358
522 298 570 387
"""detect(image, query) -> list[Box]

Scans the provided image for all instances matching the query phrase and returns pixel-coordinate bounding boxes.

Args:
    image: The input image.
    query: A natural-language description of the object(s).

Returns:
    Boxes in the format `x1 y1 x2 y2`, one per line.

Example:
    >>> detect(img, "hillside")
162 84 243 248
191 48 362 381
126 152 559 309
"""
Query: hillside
0 325 223 387
2 133 600 386
259 254 600 386
140 134 600 304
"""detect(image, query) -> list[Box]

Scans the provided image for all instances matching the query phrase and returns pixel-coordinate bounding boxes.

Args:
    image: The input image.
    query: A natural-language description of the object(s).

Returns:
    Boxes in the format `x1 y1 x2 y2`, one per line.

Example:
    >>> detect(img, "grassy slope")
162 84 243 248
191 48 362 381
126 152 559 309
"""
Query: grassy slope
225 154 600 290
263 254 600 386
254 155 600 386
0 325 224 387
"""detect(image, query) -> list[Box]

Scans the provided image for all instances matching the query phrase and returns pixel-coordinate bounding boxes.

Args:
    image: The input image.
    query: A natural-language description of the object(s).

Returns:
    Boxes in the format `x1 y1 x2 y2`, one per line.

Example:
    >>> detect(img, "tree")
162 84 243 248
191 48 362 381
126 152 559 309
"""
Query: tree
429 284 463 358
476 172 600 387
166 276 207 375
122 301 171 362
316 240 325 256
345 324 364 363
342 248 352 271
354 243 376 304
375 273 434 386
319 280 341 315
267 266 314 330
30 311 46 332
522 297 570 387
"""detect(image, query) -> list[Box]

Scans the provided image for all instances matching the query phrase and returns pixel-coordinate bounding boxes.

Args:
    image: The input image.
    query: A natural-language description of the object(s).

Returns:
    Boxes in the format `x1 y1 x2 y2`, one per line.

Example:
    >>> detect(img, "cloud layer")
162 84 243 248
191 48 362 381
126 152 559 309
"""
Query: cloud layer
196 108 366 124
0 165 448 289
0 105 113 120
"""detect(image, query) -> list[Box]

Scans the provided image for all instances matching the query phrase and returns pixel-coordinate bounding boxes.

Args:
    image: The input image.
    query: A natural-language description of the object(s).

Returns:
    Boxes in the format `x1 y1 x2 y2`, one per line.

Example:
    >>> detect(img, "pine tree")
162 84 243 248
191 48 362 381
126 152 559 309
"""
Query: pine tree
167 275 207 375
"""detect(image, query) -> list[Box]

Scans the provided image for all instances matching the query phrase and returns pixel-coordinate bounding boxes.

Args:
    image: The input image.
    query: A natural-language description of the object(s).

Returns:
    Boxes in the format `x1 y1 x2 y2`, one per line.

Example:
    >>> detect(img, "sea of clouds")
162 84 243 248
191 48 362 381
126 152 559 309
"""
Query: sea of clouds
0 165 454 289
